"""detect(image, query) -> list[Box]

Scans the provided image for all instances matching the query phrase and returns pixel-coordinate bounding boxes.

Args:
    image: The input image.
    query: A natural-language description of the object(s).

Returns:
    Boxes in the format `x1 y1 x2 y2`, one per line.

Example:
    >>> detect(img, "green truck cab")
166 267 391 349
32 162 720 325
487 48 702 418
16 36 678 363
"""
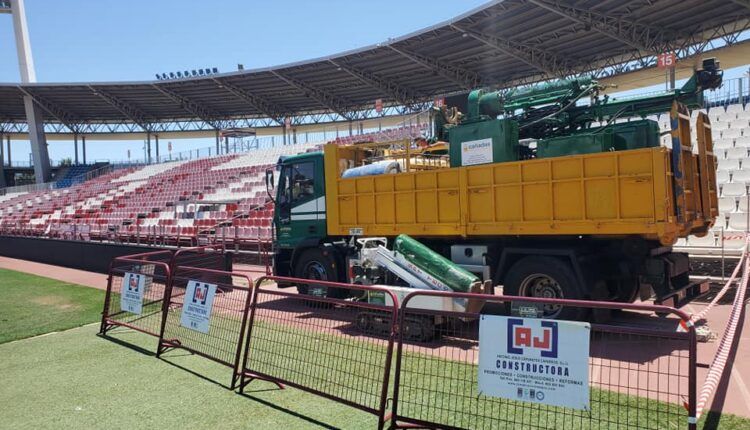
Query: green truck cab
269 152 345 286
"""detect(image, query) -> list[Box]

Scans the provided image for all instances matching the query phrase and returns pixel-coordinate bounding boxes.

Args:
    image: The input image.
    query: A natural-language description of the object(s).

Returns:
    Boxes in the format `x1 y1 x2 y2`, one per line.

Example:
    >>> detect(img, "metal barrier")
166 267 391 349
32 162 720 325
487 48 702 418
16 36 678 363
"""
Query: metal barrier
390 291 697 430
171 244 226 270
157 266 253 389
239 276 399 430
99 252 174 338
99 247 224 340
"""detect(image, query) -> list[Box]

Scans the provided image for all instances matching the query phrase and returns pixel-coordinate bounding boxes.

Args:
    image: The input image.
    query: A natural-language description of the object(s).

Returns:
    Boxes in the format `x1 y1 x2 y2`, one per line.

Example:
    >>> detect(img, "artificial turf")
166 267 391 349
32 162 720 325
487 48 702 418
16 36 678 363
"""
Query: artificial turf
0 268 105 343
0 324 375 429
1 270 748 429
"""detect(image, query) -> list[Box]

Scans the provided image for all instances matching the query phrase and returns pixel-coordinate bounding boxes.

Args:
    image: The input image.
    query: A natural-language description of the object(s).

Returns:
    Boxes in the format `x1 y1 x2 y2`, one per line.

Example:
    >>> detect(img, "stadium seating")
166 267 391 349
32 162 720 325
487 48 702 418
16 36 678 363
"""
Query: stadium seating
0 138 328 247
678 102 750 255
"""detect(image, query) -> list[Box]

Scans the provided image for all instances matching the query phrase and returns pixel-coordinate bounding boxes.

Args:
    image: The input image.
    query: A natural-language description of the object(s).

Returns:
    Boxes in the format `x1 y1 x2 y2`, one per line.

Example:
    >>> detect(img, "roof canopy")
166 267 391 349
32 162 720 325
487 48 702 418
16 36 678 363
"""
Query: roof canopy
1 0 748 134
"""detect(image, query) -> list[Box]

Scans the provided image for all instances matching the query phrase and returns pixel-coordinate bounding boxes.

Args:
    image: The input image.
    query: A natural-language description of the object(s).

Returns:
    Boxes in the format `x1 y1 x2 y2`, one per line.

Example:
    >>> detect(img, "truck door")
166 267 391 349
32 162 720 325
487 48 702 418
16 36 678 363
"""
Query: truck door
275 158 326 247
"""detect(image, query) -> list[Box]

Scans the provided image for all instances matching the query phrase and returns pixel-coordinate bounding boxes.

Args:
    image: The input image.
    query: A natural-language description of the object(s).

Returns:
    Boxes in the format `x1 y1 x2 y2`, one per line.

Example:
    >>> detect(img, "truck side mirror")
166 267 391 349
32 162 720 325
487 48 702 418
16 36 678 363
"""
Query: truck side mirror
265 169 276 203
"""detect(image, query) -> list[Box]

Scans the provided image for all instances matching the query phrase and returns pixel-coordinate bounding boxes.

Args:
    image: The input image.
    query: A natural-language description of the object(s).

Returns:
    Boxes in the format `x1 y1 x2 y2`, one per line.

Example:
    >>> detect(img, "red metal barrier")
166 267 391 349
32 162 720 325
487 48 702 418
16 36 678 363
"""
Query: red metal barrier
171 244 226 271
239 276 399 430
99 255 173 339
390 291 697 430
157 265 253 389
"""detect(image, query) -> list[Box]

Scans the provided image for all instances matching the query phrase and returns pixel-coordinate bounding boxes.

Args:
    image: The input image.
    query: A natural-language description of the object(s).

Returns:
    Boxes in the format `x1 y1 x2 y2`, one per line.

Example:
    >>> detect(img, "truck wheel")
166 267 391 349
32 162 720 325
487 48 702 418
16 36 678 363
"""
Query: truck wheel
293 248 346 299
504 256 586 320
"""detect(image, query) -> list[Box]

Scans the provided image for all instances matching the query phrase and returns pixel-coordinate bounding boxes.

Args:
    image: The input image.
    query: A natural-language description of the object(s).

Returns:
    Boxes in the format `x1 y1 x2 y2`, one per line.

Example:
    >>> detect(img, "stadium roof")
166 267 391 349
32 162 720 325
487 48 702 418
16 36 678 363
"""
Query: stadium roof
1 0 749 135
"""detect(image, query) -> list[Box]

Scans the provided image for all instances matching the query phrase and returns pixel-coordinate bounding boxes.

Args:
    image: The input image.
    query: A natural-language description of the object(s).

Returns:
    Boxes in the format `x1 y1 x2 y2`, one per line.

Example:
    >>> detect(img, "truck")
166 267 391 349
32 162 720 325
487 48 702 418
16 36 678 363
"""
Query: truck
265 58 722 319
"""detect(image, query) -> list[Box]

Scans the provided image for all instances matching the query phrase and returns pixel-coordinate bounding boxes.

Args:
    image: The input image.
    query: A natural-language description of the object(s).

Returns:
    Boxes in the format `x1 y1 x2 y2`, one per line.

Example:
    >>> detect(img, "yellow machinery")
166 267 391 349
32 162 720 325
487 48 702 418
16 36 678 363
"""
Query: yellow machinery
325 106 717 247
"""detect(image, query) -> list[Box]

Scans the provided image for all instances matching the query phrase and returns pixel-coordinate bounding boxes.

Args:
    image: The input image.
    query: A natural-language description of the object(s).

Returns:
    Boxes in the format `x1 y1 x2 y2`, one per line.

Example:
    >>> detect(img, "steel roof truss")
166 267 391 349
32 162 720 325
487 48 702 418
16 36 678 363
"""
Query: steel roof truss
212 78 286 125
88 87 153 132
16 87 81 133
270 70 355 121
386 44 481 90
151 84 227 130
526 0 670 53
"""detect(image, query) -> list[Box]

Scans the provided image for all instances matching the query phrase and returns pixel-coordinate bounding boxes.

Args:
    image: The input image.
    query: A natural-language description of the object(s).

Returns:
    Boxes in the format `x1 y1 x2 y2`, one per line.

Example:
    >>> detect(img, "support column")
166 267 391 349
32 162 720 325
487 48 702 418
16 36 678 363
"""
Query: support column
6 135 11 167
24 97 51 182
82 136 86 164
224 135 229 154
215 130 220 154
146 133 152 164
348 121 353 136
13 0 51 183
0 132 5 187
155 135 160 162
669 67 676 90
73 134 79 165
282 126 287 146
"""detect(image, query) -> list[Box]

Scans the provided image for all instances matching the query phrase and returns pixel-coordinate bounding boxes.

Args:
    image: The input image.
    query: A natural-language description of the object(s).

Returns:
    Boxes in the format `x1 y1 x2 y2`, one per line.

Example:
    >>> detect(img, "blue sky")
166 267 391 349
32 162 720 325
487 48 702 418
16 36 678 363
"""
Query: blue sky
0 0 488 164
0 1 748 165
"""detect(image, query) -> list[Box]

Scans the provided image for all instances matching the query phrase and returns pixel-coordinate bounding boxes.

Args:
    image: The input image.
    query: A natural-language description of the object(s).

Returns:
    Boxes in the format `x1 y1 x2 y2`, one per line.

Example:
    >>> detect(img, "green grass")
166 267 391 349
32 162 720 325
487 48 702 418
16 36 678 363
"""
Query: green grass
0 325 375 429
0 277 748 429
0 268 105 343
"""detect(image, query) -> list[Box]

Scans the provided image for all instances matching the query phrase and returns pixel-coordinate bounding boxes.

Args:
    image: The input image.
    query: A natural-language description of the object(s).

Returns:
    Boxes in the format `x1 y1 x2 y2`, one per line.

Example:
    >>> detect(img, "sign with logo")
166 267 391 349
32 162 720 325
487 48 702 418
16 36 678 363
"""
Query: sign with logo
375 98 383 113
657 52 676 69
461 138 493 166
180 280 217 333
120 272 145 315
478 315 590 410
284 117 292 130
434 97 445 107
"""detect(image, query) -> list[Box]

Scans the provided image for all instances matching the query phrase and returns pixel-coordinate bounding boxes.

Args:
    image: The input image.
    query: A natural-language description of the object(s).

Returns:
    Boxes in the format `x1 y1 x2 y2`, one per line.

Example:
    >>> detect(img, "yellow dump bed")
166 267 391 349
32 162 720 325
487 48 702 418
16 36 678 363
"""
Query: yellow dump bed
324 111 717 246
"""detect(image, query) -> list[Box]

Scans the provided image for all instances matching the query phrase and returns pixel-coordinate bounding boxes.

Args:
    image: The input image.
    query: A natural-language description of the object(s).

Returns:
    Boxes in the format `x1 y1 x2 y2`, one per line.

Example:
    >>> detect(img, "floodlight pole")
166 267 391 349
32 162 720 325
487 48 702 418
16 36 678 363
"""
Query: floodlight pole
9 0 51 183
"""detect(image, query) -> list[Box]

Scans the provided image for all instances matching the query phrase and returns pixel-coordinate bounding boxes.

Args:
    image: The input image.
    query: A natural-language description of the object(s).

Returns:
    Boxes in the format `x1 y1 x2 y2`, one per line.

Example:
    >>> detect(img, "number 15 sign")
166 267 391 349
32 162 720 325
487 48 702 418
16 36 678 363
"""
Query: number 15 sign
657 52 676 69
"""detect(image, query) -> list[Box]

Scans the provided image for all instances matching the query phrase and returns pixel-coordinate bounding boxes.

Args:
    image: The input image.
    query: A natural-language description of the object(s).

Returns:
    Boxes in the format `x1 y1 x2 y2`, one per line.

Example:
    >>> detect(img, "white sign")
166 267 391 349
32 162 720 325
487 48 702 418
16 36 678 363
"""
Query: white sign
120 272 145 315
461 138 493 166
180 280 217 334
478 315 590 410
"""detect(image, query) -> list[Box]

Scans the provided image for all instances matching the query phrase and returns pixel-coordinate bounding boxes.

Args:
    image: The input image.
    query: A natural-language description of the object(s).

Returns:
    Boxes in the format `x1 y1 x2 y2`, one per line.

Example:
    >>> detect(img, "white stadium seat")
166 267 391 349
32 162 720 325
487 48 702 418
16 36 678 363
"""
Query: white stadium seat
736 137 750 148
722 128 743 139
721 231 747 250
709 109 724 123
722 182 746 197
714 138 734 150
739 196 750 213
689 232 717 247
726 147 748 160
716 170 730 184
726 104 744 116
728 212 750 231
719 196 737 213
732 169 750 183
712 121 730 131
718 158 740 171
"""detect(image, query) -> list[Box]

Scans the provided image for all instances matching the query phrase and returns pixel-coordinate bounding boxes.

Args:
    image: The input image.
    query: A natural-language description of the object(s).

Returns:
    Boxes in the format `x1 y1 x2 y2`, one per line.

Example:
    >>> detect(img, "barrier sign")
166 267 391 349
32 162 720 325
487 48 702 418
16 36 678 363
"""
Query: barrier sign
461 138 493 166
180 280 217 333
478 315 590 410
120 272 145 314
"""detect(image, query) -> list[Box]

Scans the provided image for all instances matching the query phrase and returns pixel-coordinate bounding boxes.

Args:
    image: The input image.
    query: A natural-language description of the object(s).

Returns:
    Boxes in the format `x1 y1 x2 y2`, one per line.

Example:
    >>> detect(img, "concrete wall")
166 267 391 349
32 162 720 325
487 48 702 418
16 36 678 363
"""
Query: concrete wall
0 236 171 274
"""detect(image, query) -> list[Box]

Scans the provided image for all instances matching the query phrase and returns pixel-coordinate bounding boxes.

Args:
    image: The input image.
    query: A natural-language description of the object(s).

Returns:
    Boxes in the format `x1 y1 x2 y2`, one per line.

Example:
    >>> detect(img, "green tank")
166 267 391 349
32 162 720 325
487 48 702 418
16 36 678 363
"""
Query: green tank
393 234 479 292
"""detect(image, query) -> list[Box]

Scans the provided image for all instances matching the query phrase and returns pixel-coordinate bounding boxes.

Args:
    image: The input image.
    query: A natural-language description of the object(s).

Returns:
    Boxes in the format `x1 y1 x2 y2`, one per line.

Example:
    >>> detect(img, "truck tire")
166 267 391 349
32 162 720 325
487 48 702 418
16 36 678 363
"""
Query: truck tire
503 256 586 320
293 248 347 299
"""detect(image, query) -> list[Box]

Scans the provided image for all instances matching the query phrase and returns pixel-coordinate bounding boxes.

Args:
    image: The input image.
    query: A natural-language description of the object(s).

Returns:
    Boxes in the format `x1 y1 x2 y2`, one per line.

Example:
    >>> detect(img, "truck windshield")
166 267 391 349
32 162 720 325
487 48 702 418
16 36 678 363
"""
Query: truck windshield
279 162 315 208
